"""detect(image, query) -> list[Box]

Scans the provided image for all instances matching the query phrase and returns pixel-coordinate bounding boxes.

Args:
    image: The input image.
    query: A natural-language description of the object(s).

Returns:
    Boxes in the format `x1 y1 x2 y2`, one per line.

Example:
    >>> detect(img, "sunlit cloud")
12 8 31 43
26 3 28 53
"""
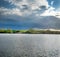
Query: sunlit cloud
0 0 60 18
2 0 49 16
0 7 23 16
5 0 49 8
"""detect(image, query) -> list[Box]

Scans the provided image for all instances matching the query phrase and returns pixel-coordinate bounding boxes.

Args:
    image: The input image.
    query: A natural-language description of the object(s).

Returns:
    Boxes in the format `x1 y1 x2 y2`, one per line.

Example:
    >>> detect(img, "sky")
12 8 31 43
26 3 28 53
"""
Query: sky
0 0 60 29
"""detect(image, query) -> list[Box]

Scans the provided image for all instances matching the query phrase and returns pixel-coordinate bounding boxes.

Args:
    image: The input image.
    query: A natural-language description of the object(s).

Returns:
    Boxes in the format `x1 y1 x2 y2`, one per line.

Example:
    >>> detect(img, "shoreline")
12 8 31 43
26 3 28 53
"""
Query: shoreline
0 33 60 35
0 29 60 34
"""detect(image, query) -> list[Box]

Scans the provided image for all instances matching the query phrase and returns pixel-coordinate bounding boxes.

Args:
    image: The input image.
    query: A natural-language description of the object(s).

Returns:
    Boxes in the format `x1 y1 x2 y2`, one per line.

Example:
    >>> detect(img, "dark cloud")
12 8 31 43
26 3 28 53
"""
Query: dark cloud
0 15 60 29
21 5 29 11
40 6 47 10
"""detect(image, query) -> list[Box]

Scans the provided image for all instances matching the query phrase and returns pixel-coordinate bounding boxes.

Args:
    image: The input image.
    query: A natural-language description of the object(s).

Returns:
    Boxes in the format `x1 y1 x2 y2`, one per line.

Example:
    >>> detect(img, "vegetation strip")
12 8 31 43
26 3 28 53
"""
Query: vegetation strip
0 29 60 34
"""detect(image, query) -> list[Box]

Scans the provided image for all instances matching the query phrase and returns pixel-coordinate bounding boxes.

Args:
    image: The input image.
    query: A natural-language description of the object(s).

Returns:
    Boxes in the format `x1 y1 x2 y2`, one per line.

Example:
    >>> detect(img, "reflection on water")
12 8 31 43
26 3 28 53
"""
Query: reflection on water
0 34 60 57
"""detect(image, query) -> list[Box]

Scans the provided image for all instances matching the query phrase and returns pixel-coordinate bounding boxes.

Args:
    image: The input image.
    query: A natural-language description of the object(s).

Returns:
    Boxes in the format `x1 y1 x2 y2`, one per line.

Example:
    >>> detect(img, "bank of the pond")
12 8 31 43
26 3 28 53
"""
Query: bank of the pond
0 29 60 34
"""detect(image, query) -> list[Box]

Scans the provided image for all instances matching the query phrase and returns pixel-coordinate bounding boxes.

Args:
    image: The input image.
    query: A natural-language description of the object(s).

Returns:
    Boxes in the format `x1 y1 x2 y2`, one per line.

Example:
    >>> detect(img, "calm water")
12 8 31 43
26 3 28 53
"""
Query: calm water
0 34 60 57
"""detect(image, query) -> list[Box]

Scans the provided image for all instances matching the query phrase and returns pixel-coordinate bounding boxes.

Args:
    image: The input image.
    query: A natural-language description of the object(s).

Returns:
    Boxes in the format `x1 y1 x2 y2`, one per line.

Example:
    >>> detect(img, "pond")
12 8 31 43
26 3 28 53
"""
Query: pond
0 34 60 57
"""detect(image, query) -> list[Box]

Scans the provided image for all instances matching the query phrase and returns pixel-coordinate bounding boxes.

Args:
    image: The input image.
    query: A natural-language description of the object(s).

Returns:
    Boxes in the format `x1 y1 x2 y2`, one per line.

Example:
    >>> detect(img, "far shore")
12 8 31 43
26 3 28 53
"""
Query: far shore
0 29 60 34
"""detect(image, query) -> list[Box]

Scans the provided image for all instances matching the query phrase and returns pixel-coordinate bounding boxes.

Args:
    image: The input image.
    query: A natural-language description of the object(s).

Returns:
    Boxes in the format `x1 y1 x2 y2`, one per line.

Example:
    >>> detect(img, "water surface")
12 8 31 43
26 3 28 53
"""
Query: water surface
0 34 60 57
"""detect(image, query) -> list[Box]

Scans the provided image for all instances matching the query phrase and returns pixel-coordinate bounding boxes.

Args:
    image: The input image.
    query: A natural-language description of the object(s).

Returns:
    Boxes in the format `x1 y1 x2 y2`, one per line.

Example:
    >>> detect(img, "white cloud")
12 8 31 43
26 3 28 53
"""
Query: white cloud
0 0 49 16
40 7 60 18
5 0 49 10
1 0 60 18
0 7 23 16
0 7 33 16
40 6 56 16
39 1 60 18
55 12 60 18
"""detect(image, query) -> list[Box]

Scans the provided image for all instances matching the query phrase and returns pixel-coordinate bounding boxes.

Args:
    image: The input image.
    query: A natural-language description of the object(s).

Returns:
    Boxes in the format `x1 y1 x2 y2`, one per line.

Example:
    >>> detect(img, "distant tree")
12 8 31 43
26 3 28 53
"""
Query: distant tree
7 29 12 33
